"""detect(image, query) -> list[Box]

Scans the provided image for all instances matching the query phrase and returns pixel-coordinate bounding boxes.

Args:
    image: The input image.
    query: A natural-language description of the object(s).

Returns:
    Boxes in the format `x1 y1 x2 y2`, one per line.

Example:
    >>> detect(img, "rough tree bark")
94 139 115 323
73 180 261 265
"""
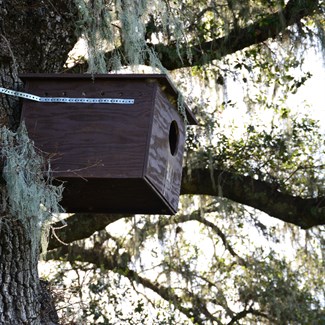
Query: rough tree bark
0 1 77 323
0 218 40 323
181 168 325 229
0 217 58 324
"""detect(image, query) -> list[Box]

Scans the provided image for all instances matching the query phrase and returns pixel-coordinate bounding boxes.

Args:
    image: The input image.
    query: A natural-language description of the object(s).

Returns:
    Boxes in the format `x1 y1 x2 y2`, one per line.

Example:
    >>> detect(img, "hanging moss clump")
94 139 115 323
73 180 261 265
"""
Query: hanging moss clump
0 123 64 259
74 0 115 73
73 0 192 74
117 0 148 67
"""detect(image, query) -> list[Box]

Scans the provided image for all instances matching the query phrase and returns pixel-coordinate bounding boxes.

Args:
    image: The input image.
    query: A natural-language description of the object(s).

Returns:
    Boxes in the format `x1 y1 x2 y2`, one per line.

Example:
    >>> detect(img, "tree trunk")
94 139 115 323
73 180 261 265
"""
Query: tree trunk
0 1 78 323
0 216 56 324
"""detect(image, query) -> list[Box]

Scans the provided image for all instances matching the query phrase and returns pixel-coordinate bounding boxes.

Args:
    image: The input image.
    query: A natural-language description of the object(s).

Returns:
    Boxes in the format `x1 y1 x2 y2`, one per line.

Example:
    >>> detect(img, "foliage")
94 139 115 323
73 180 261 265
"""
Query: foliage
183 40 324 198
42 208 324 324
41 260 191 324
188 113 324 196
39 0 324 323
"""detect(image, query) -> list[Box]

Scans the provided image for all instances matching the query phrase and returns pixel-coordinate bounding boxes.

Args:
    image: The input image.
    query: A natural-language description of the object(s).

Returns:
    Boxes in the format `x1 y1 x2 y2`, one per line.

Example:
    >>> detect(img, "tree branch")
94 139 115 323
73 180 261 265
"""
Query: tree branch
153 212 246 265
146 0 320 69
48 244 221 325
181 168 325 229
47 213 131 250
47 162 324 252
47 209 247 264
227 306 270 325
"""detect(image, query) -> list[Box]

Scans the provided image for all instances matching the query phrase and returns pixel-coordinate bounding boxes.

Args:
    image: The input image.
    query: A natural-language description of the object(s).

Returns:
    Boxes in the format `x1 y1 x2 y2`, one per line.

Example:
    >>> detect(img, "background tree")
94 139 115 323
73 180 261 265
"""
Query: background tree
0 0 324 324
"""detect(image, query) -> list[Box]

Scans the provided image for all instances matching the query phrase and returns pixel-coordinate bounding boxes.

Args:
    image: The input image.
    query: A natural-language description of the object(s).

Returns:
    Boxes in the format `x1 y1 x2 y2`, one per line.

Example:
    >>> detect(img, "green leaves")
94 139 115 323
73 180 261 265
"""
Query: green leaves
235 254 323 324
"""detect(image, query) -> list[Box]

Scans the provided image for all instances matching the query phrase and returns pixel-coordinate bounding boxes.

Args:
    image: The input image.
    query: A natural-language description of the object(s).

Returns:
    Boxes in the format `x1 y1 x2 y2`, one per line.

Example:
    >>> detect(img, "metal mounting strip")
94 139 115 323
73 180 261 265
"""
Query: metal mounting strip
0 87 135 104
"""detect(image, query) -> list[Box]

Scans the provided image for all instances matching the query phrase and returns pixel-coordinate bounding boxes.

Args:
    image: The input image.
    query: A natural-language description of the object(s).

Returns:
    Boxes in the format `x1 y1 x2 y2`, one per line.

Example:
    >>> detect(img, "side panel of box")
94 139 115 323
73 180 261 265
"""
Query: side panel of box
144 85 186 213
21 78 155 178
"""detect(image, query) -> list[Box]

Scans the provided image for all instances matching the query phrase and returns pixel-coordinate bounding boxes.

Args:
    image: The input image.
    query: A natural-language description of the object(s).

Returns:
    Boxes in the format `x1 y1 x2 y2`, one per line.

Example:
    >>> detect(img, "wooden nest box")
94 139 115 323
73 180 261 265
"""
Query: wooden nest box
20 74 197 214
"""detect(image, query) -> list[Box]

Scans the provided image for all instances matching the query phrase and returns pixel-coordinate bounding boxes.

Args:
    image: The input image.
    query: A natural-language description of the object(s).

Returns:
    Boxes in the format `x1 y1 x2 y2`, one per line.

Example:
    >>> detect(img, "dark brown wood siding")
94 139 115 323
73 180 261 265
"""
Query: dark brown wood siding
145 84 185 213
22 77 154 178
19 74 195 214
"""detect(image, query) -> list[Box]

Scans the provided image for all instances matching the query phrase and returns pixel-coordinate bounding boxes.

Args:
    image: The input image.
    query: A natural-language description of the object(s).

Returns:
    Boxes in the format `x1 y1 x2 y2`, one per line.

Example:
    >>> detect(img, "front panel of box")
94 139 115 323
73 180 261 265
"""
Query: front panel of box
21 77 154 179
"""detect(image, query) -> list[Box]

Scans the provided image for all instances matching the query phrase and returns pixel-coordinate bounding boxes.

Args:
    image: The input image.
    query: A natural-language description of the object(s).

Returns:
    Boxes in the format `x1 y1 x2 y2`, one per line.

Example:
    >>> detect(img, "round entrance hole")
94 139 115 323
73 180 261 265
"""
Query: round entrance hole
169 120 179 156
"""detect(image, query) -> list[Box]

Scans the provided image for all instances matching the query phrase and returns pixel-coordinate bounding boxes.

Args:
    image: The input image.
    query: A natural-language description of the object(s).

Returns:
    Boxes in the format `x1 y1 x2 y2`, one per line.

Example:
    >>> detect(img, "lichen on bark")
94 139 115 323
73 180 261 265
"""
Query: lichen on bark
0 123 64 258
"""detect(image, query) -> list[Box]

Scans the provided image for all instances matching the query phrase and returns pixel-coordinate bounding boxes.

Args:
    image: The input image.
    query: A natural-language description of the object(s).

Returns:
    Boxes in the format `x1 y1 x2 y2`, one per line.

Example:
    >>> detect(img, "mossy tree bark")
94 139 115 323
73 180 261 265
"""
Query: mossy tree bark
0 1 78 323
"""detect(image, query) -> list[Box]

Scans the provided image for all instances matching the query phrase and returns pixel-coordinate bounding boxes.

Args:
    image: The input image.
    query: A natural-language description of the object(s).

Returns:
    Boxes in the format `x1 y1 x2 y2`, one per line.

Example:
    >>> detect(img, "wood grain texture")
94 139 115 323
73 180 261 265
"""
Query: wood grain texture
145 85 185 213
20 74 192 214
20 73 198 125
22 78 153 178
